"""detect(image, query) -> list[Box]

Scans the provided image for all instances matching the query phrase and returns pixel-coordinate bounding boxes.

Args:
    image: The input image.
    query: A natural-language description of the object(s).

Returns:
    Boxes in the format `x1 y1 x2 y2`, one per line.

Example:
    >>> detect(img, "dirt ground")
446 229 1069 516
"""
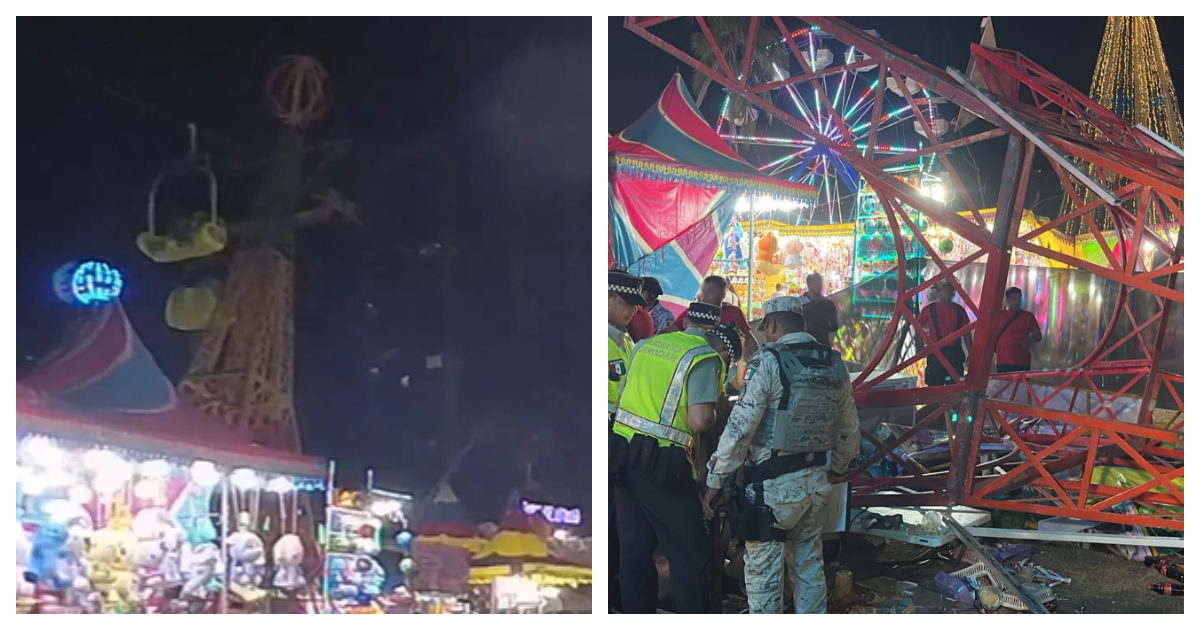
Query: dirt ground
834 534 1184 614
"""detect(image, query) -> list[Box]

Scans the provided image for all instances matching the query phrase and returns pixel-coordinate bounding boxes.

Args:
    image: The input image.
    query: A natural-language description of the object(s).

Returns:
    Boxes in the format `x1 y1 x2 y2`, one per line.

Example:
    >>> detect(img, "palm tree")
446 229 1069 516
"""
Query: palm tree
689 17 786 139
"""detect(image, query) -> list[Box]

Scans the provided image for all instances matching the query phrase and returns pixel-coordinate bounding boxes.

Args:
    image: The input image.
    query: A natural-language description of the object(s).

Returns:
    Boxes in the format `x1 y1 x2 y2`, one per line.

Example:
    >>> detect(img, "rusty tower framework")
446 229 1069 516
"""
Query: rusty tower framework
624 17 1183 530
179 56 345 452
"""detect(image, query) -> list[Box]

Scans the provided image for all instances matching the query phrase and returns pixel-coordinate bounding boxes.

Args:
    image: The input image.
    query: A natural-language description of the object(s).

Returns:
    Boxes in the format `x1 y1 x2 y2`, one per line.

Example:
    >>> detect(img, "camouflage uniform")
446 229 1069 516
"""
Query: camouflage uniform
706 303 859 614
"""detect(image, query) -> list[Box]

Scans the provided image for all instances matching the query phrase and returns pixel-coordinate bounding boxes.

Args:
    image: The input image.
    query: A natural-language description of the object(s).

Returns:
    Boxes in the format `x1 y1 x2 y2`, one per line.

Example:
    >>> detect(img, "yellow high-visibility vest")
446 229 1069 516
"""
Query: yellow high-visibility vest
612 331 724 476
607 328 632 414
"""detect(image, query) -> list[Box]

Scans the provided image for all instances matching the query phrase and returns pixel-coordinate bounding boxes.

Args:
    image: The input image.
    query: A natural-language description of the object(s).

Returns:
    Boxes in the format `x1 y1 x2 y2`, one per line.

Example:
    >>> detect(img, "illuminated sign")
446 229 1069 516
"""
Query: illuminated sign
520 500 581 526
54 260 124 306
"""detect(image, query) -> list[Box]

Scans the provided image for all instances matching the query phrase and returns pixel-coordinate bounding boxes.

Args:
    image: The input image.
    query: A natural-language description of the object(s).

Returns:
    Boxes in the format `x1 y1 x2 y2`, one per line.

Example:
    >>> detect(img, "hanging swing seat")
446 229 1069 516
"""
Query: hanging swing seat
138 124 227 264
138 216 228 264
165 283 219 331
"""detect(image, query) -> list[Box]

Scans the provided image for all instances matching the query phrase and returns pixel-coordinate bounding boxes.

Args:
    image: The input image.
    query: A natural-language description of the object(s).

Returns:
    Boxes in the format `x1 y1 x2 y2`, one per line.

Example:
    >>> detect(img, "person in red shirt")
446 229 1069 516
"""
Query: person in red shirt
994 287 1042 373
916 279 972 386
662 275 759 358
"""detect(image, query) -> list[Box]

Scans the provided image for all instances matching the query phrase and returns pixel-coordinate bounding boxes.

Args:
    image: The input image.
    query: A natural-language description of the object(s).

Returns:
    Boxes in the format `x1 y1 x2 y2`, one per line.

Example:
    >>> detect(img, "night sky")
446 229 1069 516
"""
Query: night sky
17 18 591 522
609 16 1183 215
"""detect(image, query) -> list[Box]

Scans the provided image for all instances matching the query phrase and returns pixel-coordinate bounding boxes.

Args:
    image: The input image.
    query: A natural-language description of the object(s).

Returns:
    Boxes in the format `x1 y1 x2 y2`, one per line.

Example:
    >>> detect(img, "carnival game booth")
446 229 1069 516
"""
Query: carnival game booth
407 483 477 613
466 495 591 614
609 73 818 315
15 303 326 614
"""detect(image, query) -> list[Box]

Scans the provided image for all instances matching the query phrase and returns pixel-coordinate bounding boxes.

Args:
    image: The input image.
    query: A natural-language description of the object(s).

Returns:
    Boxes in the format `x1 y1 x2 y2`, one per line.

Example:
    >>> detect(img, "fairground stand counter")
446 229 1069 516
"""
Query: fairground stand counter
15 301 329 614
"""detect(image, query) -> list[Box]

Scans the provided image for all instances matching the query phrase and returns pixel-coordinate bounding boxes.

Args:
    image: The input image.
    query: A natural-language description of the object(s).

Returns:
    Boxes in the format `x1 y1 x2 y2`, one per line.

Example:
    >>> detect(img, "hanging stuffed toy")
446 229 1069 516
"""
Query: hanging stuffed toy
87 504 138 609
25 522 72 591
180 542 221 599
170 482 218 547
783 238 802 269
227 524 267 588
64 527 91 592
16 527 36 600
755 231 780 276
272 534 306 590
159 526 186 586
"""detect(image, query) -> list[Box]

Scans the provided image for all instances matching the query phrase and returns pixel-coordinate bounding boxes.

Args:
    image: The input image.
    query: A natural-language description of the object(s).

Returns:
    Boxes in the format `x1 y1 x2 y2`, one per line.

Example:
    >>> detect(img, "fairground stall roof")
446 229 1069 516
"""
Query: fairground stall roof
609 74 818 314
16 302 325 483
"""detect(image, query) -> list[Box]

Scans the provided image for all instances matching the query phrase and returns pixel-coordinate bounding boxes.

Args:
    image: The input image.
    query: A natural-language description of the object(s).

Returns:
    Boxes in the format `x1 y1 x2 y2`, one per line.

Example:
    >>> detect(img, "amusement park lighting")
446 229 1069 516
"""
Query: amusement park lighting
21 436 64 469
68 484 93 505
552 529 569 541
139 459 172 478
267 476 296 493
230 468 261 490
920 184 946 203
189 460 222 487
369 498 402 518
735 195 809 214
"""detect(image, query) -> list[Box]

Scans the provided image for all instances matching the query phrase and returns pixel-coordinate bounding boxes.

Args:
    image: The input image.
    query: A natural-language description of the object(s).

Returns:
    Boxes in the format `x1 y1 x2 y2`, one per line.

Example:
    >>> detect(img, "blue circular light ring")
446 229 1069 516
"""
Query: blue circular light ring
71 260 124 305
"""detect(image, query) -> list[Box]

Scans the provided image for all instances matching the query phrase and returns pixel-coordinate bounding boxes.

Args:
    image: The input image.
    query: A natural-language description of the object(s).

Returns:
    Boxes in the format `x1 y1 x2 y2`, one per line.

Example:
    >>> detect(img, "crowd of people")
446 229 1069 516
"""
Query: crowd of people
605 269 1043 614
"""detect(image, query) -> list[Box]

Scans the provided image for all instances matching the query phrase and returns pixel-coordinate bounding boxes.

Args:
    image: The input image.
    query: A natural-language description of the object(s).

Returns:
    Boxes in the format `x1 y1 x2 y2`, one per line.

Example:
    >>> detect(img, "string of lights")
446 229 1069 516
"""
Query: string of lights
1061 17 1182 234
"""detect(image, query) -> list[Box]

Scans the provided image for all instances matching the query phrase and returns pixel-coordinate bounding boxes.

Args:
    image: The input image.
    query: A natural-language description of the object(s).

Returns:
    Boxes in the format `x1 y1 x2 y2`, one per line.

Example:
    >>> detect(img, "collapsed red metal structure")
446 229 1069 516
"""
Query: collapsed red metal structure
625 17 1184 530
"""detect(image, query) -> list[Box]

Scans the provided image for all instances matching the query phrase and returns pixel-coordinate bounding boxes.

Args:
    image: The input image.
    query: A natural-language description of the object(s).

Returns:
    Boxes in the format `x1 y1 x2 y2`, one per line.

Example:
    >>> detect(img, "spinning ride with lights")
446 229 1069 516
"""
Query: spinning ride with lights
624 16 1183 530
716 23 942 225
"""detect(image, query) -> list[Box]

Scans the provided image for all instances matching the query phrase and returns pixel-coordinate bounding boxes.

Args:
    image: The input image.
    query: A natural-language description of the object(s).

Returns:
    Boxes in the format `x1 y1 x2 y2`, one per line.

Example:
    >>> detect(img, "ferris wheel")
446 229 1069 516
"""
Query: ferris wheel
718 25 953 223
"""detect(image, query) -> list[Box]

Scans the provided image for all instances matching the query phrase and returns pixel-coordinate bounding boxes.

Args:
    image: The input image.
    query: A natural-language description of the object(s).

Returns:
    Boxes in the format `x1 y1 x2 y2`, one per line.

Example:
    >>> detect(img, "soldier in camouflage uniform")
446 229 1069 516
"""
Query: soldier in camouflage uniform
702 296 860 614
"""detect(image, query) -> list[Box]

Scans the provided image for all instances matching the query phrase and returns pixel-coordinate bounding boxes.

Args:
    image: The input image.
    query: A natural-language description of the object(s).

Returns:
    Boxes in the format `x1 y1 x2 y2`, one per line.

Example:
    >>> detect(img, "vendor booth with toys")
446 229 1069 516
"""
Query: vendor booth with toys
15 301 327 614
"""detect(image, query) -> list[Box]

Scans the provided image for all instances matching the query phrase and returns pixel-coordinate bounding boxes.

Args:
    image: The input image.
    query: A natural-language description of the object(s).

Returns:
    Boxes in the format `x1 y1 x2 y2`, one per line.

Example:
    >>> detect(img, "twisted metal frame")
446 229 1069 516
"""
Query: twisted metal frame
625 16 1184 530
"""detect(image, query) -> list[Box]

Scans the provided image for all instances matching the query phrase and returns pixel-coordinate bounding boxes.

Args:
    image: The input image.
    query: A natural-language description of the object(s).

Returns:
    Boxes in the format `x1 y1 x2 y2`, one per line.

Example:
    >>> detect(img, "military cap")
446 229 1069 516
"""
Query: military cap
686 302 722 327
608 270 647 307
757 295 804 330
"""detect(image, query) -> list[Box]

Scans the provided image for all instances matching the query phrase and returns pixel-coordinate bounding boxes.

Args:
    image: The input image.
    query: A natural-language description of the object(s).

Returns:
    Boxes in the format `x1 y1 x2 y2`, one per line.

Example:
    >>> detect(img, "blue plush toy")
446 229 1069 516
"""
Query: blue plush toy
25 523 72 590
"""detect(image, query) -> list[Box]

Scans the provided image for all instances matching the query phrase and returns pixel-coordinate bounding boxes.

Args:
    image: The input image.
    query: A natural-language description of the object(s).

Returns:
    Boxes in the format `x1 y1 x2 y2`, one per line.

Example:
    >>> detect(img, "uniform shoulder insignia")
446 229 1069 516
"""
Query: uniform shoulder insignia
608 359 626 381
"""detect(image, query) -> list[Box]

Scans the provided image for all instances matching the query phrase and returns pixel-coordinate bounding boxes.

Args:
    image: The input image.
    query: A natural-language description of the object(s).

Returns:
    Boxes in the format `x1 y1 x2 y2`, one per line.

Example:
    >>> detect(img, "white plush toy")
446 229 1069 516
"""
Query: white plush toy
271 534 306 590
159 527 186 586
64 528 91 592
180 543 220 599
135 537 167 592
226 530 266 587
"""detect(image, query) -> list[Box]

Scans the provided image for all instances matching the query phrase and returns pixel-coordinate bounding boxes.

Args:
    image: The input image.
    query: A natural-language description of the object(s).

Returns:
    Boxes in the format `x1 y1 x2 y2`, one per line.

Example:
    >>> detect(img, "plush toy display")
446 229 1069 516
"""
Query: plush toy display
227 529 267 587
26 522 72 590
88 507 139 608
64 528 91 591
170 483 218 546
180 543 221 599
272 534 306 590
159 527 186 586
755 231 780 275
783 238 802 269
16 528 36 599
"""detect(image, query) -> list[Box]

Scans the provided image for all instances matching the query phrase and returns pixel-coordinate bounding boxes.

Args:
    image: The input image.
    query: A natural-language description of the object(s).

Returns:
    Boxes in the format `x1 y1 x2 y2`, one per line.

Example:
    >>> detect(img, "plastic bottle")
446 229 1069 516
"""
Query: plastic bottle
1147 583 1183 596
1144 558 1184 582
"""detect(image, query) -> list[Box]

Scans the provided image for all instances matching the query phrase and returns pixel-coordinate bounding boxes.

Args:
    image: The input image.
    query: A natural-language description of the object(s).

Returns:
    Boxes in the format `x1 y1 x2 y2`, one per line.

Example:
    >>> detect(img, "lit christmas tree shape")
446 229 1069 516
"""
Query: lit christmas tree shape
53 260 124 305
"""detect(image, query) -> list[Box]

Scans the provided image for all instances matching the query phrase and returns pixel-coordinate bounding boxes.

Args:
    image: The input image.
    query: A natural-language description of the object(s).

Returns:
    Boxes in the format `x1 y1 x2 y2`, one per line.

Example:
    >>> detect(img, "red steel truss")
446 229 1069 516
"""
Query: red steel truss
625 17 1184 530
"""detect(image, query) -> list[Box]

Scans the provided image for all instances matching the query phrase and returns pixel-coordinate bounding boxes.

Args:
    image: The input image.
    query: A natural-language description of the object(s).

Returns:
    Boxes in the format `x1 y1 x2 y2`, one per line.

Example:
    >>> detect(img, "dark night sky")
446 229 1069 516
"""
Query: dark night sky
17 18 591 522
609 16 1183 214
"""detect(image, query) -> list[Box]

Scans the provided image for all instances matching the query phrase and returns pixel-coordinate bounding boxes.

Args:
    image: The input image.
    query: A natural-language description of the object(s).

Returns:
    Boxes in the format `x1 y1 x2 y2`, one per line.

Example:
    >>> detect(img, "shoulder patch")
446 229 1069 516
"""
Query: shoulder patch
608 359 626 381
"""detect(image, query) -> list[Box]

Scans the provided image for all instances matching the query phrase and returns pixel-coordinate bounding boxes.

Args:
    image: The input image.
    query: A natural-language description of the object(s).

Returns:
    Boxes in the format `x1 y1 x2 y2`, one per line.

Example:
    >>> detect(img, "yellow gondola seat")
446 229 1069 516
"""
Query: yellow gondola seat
165 283 219 331
139 128 226 264
138 218 227 264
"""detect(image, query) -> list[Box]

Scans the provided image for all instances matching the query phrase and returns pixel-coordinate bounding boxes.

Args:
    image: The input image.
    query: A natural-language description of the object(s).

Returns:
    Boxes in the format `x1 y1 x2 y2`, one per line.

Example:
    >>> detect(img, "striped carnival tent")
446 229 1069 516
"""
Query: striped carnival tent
16 302 324 480
608 73 818 315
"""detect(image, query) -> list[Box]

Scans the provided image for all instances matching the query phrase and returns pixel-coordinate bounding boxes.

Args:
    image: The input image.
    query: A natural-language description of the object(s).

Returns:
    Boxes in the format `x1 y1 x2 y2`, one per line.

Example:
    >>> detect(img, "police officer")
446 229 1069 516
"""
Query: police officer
608 270 644 416
611 303 741 614
702 296 860 614
607 269 645 612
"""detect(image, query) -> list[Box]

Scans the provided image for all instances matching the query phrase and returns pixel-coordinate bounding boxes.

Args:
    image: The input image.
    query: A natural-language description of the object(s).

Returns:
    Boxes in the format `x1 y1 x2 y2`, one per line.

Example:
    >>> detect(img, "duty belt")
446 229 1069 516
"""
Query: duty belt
743 451 826 484
613 409 694 449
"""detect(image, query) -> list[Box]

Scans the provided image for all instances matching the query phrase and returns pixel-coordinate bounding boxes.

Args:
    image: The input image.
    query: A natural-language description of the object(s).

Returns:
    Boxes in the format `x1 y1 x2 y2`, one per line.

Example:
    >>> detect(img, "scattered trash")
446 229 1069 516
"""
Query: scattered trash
1147 583 1182 596
933 570 974 608
1144 557 1183 582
